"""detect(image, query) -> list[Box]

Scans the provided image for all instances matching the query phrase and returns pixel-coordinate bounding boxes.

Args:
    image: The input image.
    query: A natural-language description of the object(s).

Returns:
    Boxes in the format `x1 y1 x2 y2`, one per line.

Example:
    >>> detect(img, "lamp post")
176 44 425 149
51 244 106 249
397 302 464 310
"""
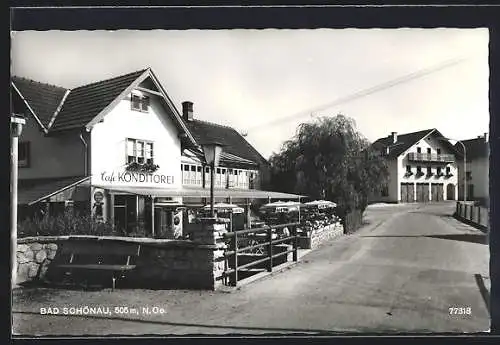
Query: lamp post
11 114 26 288
201 142 224 217
439 137 467 203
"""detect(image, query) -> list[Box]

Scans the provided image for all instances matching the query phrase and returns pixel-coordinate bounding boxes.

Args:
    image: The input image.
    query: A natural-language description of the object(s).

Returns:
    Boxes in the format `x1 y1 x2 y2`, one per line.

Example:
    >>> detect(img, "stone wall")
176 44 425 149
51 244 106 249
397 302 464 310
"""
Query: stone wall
298 222 344 250
17 237 59 285
15 218 228 290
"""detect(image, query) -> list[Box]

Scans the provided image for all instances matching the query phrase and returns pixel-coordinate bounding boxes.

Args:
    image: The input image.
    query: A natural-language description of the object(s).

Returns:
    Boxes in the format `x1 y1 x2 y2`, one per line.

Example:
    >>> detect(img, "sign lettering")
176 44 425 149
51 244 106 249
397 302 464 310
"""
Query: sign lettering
100 171 174 184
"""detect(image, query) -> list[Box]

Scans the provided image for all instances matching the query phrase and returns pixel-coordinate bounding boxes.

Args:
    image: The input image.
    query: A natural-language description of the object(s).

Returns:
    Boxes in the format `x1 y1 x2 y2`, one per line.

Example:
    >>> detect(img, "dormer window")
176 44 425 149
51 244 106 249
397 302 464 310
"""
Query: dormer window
131 93 150 112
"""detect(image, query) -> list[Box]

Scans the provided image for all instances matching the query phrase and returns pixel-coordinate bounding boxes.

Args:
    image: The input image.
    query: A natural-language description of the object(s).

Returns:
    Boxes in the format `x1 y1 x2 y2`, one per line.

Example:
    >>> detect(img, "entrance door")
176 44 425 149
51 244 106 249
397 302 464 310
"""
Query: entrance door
154 207 174 239
416 183 429 202
400 183 414 203
446 183 455 200
437 183 444 201
422 184 429 202
431 183 444 202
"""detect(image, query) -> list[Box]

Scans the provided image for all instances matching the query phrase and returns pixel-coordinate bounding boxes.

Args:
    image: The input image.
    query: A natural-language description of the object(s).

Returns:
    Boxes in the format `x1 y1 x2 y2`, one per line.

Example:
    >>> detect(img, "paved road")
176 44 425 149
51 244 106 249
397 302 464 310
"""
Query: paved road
12 202 490 335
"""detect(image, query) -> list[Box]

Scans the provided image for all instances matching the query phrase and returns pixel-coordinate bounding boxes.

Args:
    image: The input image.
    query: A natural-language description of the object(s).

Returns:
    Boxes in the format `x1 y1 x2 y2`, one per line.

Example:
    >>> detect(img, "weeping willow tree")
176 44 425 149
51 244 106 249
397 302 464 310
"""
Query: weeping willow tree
269 114 389 224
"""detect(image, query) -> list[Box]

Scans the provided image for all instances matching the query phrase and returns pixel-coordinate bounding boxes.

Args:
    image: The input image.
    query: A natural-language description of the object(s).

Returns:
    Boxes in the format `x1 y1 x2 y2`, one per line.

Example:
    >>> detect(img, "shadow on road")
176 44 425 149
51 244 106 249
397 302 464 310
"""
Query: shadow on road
360 234 488 245
474 274 491 316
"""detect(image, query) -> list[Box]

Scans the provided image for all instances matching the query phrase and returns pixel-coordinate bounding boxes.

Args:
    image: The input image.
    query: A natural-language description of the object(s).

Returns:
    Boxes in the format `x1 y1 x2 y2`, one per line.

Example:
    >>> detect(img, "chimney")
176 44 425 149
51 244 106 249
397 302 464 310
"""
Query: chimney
182 101 194 122
484 132 488 143
391 132 398 144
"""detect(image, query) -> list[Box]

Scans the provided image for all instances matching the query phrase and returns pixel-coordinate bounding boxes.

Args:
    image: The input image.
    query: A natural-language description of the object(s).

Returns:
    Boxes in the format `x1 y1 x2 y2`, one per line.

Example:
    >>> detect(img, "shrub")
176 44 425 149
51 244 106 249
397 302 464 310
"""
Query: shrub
17 210 121 238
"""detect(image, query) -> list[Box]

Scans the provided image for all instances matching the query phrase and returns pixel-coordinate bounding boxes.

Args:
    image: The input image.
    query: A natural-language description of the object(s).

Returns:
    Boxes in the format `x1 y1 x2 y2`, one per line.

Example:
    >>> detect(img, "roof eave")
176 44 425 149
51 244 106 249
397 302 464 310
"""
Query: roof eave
11 81 49 134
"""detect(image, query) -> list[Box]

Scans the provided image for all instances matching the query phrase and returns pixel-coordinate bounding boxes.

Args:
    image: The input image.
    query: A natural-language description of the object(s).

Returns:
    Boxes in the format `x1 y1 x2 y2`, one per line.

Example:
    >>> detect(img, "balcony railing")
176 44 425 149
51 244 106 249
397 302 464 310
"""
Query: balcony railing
407 152 455 163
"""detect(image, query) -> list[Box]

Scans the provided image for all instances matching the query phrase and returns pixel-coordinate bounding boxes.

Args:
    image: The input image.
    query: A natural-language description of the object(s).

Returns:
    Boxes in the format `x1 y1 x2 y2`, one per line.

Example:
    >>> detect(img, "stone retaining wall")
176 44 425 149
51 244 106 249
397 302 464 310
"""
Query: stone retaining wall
17 238 59 285
298 223 344 250
311 223 344 249
16 218 228 290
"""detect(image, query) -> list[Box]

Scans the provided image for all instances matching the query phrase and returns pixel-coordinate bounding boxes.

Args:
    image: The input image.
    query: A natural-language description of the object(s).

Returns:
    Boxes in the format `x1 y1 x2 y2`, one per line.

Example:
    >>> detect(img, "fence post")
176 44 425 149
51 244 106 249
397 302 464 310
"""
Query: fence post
267 226 273 272
292 224 298 262
233 231 238 286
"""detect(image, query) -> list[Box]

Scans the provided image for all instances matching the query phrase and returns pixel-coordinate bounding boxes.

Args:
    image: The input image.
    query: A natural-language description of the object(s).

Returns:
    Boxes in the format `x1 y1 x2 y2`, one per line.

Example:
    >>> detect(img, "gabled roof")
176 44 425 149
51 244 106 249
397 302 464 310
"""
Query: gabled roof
50 69 148 132
454 136 489 160
11 76 68 130
11 69 197 146
371 128 460 159
184 119 268 166
372 129 435 158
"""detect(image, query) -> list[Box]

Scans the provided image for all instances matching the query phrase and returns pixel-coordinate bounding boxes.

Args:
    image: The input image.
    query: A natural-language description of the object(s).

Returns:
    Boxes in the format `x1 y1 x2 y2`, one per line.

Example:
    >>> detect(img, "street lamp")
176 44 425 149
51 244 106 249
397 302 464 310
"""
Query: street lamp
11 114 26 288
201 141 224 218
438 136 467 203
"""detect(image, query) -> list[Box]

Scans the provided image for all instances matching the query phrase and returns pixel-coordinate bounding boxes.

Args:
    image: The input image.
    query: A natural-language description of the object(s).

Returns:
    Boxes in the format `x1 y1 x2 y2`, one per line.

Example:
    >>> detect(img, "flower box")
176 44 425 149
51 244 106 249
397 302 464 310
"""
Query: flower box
126 162 160 173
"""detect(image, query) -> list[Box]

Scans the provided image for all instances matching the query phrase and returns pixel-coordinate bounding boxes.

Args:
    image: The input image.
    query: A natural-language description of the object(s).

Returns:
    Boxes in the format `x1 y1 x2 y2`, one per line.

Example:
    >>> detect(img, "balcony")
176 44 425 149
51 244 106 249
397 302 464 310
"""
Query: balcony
407 152 455 163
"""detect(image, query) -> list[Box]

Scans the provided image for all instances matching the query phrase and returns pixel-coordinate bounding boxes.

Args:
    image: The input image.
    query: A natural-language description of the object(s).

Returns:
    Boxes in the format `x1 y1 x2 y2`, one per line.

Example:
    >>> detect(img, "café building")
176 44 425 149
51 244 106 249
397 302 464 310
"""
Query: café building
12 68 300 238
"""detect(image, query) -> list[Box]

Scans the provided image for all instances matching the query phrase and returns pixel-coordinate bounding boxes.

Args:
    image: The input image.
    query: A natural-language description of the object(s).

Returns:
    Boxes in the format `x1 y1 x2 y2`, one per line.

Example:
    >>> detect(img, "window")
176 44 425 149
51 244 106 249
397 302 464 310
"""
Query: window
437 148 441 155
18 141 30 168
466 171 472 180
417 147 421 153
416 166 422 176
437 167 442 176
406 165 411 173
427 166 432 176
446 166 451 176
427 148 431 154
126 139 153 164
131 94 150 112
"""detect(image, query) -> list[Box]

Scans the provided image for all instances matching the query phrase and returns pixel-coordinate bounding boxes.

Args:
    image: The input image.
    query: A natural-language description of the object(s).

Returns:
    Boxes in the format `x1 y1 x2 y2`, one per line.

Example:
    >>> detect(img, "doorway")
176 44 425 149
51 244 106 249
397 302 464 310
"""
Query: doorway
446 183 455 200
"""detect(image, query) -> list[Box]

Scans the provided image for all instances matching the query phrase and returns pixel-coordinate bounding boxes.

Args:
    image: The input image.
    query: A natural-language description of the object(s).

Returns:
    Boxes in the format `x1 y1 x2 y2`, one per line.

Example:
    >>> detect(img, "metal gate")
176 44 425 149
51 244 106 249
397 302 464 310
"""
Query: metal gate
222 222 299 286
400 183 414 203
431 183 444 202
416 183 429 202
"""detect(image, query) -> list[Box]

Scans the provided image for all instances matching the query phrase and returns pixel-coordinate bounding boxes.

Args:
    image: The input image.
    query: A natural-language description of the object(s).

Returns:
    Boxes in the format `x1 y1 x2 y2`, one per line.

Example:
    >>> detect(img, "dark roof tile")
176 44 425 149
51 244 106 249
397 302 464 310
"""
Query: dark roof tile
50 69 147 131
185 119 268 167
11 76 68 128
454 136 489 160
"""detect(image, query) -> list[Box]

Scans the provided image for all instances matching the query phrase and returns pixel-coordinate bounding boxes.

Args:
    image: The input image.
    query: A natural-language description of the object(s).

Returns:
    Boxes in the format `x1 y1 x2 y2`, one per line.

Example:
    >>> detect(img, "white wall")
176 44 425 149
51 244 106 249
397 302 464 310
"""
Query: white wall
90 89 182 190
391 134 458 202
458 156 489 200
18 114 85 180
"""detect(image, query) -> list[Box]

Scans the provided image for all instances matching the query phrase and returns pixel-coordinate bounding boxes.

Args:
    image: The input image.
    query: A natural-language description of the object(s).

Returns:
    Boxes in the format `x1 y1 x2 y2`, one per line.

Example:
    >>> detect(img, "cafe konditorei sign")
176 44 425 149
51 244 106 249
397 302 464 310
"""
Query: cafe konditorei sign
100 171 174 184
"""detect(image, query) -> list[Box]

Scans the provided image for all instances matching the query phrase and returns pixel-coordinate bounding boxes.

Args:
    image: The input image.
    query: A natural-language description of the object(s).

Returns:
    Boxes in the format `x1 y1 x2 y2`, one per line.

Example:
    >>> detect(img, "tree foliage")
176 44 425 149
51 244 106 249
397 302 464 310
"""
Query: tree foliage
269 115 389 218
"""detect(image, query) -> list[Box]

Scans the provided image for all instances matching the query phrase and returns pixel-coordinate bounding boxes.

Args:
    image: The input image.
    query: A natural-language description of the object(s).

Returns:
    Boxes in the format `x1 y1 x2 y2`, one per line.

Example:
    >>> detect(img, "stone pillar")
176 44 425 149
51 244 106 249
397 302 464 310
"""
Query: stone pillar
192 217 228 290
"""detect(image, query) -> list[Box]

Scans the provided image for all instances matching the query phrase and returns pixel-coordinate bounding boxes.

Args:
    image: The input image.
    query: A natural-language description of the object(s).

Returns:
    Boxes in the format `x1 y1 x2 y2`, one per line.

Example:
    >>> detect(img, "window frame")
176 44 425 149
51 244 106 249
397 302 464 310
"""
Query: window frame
126 138 154 165
130 93 150 113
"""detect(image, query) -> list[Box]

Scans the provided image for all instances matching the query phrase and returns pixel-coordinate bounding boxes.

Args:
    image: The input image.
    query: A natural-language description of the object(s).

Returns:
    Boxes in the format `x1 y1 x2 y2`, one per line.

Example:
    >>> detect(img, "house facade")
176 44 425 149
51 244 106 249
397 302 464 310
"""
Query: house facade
371 129 460 203
11 68 282 238
455 133 489 205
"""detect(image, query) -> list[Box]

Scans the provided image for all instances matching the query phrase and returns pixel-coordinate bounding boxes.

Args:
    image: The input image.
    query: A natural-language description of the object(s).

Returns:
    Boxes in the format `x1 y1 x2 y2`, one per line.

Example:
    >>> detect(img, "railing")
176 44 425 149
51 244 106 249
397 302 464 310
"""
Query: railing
455 201 489 230
407 152 455 163
222 222 299 286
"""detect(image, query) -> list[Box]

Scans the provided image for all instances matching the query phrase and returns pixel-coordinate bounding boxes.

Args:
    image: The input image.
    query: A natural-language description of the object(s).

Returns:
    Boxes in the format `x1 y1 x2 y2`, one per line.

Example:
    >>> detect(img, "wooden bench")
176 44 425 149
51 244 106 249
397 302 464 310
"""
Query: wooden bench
55 240 141 290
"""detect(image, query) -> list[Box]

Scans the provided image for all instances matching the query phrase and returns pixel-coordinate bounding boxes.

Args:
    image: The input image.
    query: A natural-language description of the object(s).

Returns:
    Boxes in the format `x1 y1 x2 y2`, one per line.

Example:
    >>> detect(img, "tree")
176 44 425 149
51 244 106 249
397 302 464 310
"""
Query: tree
269 114 388 225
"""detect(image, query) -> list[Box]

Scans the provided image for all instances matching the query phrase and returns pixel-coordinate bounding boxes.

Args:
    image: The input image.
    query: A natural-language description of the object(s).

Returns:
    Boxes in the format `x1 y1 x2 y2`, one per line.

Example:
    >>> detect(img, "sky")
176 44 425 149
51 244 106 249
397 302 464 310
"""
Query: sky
11 29 489 159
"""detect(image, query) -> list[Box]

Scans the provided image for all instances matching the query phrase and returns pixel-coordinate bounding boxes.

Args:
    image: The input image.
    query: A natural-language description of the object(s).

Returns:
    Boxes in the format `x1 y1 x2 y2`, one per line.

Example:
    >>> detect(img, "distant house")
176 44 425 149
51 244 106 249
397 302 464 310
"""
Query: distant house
454 133 489 205
11 67 293 237
370 129 460 203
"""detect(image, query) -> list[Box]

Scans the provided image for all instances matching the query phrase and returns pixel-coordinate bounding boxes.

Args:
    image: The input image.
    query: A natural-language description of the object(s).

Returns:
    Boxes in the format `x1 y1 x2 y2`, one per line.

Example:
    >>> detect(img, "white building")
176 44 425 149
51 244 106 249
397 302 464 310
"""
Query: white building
370 129 460 203
455 133 489 206
11 68 298 238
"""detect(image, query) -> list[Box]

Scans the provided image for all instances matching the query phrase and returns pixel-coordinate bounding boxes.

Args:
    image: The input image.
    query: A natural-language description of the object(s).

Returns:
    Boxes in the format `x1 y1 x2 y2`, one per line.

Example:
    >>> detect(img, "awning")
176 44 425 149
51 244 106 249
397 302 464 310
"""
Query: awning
18 176 91 206
93 185 305 200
